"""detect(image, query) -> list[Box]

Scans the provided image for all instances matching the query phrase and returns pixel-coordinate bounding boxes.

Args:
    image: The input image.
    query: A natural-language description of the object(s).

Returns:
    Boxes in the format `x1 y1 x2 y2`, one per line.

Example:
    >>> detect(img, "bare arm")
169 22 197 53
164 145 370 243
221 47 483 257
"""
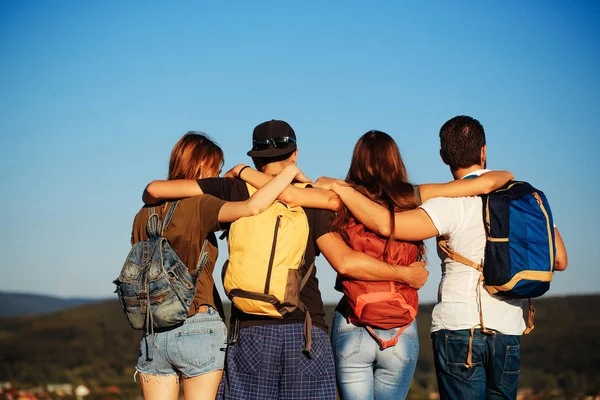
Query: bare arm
216 164 308 223
418 170 514 202
228 164 340 211
143 180 203 204
314 179 438 240
316 233 429 289
554 227 568 271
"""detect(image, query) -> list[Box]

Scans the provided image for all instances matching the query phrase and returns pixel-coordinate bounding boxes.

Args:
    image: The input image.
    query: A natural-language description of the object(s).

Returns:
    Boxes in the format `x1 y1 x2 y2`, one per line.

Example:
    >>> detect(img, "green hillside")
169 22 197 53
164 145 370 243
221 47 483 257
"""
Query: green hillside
0 295 598 399
0 291 105 318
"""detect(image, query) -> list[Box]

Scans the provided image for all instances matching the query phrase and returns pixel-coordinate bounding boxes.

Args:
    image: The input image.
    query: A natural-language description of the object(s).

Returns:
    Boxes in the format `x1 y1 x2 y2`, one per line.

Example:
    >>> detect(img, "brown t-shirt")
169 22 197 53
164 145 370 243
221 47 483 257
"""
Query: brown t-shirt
131 195 226 318
197 177 333 332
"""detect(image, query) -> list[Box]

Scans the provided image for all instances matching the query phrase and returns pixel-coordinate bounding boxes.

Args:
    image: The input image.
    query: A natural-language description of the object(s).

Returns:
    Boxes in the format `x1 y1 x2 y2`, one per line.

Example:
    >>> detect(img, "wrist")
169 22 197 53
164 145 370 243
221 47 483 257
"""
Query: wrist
331 180 345 193
237 165 250 179
284 164 298 175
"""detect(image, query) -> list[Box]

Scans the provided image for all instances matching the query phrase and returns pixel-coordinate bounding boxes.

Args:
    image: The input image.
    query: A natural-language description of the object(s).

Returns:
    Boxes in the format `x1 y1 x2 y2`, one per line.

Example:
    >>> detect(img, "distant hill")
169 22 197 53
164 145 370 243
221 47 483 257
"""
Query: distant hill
0 291 106 317
0 294 598 399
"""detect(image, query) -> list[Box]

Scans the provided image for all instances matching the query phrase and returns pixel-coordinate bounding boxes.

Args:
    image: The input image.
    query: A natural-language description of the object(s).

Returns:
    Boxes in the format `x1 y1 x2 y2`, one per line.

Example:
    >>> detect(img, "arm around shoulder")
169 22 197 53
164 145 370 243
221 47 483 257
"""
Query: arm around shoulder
316 232 429 289
143 179 204 204
418 170 514 202
216 164 306 223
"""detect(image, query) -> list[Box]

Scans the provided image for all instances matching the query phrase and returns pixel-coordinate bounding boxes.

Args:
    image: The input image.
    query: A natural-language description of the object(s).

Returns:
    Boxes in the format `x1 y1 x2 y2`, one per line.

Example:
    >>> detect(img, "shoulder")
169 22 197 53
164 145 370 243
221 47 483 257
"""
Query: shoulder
304 208 335 238
179 194 226 210
304 207 335 221
197 177 249 201
420 196 476 213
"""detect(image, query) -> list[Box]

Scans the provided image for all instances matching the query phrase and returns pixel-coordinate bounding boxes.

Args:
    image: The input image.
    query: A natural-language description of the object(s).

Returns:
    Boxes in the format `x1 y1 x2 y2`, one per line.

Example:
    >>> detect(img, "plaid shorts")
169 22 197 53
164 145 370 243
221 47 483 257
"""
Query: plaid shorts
218 323 336 400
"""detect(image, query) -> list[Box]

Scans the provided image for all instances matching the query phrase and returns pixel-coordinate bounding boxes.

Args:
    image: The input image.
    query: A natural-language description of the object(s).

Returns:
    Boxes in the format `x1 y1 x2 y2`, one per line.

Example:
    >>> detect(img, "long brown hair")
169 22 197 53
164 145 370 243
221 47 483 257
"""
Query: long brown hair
168 131 224 180
332 130 425 260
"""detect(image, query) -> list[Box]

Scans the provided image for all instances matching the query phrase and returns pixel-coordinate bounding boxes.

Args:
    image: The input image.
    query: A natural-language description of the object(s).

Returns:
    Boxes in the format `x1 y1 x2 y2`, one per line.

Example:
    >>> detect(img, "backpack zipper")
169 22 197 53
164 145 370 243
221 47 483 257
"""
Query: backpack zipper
264 215 282 294
533 192 554 271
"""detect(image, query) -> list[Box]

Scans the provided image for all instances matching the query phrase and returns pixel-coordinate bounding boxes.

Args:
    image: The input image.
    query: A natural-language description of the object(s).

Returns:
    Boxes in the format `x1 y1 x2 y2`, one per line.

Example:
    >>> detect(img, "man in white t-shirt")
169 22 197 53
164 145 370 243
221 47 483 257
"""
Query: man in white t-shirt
317 115 568 399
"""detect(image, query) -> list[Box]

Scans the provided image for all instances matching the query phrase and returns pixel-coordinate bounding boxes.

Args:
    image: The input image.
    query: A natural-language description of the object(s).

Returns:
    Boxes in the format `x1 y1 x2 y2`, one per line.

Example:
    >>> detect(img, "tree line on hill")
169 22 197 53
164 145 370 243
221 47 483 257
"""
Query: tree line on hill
0 294 598 399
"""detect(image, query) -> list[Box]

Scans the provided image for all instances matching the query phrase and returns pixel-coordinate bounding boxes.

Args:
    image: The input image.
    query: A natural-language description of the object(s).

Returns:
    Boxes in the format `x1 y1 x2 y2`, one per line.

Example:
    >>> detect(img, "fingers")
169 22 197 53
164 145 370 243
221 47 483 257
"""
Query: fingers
313 177 333 190
410 267 429 289
409 261 427 269
295 170 313 184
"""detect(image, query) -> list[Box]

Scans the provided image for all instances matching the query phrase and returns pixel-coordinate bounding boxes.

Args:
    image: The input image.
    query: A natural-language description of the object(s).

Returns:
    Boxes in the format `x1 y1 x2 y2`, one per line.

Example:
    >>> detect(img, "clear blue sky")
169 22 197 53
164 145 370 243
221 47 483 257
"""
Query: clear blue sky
1 1 598 304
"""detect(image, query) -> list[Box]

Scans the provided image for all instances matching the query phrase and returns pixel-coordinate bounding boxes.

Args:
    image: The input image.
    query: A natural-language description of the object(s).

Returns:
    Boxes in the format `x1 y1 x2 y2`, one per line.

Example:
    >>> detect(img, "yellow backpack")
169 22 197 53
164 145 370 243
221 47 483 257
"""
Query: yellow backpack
223 182 315 350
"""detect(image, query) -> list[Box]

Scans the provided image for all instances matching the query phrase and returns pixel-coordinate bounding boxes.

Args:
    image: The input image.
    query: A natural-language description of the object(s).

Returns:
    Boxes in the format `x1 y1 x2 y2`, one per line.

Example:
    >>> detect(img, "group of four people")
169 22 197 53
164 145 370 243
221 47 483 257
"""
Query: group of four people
130 115 568 400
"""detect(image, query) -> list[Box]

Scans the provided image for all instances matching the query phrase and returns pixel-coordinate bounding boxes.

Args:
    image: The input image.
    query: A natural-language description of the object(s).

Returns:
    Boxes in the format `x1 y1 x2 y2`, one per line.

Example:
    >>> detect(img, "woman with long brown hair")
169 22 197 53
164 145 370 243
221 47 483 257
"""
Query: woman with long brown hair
326 130 428 400
130 131 309 400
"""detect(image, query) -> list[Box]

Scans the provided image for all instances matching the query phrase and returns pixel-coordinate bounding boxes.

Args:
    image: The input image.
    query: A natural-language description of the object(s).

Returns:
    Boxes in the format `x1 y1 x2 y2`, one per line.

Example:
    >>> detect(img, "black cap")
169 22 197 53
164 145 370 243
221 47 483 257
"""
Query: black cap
247 119 298 158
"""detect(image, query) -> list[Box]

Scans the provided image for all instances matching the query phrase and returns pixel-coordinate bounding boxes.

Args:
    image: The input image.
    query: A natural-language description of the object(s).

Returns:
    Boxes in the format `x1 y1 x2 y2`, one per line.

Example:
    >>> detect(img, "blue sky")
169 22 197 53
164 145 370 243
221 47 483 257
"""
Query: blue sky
1 1 598 304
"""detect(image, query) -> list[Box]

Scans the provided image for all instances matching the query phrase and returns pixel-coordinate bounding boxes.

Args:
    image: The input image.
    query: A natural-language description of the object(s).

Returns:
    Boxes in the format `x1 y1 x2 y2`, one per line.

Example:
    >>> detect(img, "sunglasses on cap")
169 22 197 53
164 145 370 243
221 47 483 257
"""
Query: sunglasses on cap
252 136 297 151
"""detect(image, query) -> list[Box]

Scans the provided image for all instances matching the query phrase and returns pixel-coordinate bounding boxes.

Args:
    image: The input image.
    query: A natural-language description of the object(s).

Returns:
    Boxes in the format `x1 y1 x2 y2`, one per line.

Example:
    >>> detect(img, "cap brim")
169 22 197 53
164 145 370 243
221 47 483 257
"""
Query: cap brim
247 146 296 158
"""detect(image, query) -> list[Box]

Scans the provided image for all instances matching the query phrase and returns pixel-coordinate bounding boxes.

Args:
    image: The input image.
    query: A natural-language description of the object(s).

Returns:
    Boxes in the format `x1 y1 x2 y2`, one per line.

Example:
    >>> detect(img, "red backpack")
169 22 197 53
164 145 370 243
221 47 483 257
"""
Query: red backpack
340 218 420 349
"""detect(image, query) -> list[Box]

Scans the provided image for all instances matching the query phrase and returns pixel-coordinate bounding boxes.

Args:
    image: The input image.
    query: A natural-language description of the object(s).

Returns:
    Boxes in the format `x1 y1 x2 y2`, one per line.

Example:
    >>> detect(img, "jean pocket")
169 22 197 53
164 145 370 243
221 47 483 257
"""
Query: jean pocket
500 344 520 391
299 334 329 377
233 331 263 374
444 333 485 381
392 328 418 363
333 326 363 360
176 328 216 369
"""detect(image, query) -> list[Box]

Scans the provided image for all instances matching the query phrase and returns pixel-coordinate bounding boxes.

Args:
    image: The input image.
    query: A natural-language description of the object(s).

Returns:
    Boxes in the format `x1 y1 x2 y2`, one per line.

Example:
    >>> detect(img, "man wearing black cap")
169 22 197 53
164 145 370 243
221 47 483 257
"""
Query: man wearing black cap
142 119 429 399
195 119 339 399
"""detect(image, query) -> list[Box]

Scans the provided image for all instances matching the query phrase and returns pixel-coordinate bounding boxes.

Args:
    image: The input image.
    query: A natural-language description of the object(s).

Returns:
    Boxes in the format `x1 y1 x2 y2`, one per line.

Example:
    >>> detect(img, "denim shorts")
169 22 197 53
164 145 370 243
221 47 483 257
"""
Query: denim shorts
135 306 227 378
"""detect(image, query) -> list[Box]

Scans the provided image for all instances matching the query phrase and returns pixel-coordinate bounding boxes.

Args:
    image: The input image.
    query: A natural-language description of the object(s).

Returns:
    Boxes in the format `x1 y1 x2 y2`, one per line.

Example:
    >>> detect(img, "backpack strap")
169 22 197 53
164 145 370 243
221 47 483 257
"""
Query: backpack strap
437 239 494 368
298 261 315 353
161 201 179 234
146 201 179 237
192 239 210 276
524 299 536 334
438 240 482 272
147 208 161 237
364 299 417 350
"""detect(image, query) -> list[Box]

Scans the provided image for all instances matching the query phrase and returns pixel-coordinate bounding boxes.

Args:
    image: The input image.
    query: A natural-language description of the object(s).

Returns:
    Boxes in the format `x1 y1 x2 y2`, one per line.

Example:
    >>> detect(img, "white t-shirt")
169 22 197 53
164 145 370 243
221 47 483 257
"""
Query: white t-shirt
420 169 526 335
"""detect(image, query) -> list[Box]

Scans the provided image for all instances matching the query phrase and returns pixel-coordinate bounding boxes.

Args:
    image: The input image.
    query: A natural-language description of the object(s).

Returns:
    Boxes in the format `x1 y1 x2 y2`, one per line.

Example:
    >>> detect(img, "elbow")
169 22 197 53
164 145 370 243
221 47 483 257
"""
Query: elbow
483 182 497 194
332 252 358 277
554 255 568 271
145 181 161 197
143 181 161 204
481 179 501 194
278 191 296 207
376 223 392 238
335 262 351 277
247 203 265 216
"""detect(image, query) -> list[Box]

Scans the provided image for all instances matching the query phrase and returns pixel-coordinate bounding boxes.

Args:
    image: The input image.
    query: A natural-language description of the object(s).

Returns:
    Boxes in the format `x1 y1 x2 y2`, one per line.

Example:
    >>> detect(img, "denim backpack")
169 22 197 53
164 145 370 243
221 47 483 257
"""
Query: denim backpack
114 201 209 332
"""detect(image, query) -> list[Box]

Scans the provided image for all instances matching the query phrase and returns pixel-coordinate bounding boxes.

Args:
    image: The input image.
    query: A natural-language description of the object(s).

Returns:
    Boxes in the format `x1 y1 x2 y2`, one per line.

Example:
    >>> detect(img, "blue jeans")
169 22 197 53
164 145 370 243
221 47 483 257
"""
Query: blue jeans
331 311 419 400
431 329 521 400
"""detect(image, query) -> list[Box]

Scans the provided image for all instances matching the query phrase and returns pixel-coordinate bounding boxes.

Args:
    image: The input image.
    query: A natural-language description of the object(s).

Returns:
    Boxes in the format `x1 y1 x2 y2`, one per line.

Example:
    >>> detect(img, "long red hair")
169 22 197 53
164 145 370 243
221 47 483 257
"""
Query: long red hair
332 130 425 260
168 132 224 180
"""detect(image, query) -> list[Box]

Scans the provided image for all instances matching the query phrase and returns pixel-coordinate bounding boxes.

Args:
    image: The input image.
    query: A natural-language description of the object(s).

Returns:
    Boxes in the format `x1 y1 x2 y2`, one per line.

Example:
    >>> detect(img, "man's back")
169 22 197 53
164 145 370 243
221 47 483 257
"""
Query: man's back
420 172 526 335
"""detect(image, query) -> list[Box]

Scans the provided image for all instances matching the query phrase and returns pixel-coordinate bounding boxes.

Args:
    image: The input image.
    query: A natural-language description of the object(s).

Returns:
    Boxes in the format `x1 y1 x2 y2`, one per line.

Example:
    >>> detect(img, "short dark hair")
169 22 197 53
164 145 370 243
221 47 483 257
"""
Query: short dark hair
251 151 295 172
439 116 486 170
